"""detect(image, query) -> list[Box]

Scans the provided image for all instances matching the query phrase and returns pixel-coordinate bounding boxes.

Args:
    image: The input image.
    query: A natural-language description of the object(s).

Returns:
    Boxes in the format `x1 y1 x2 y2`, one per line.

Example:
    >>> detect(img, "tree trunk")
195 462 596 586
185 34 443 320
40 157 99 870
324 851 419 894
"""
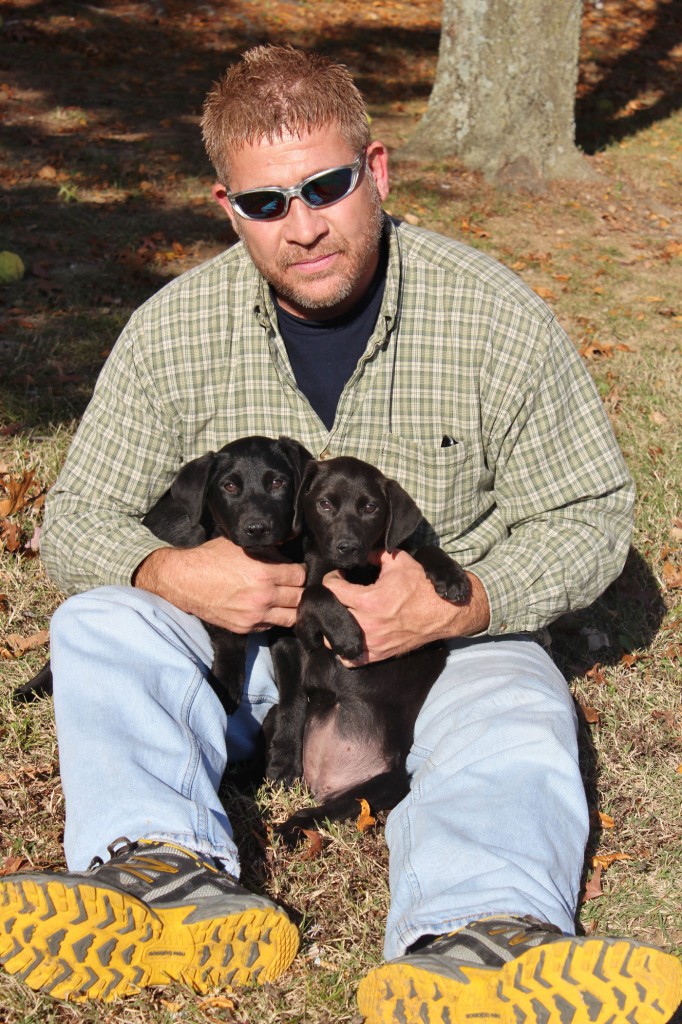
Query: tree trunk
401 0 587 186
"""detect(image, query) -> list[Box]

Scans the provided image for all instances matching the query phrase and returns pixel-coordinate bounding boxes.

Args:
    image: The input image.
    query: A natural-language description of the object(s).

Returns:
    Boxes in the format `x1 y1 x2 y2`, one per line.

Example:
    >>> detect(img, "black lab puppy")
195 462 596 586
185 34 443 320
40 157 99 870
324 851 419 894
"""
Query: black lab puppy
14 436 311 714
266 455 471 836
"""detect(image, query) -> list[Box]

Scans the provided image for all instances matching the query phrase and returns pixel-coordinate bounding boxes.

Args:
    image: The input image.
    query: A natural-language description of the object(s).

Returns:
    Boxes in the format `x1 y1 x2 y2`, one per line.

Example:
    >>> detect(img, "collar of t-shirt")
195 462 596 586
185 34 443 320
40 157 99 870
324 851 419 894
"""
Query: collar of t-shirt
274 242 388 431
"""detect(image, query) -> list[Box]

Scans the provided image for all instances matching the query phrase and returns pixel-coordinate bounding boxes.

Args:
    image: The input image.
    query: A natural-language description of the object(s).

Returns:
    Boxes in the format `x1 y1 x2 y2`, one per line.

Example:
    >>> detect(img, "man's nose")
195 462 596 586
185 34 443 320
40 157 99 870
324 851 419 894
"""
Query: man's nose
282 197 328 245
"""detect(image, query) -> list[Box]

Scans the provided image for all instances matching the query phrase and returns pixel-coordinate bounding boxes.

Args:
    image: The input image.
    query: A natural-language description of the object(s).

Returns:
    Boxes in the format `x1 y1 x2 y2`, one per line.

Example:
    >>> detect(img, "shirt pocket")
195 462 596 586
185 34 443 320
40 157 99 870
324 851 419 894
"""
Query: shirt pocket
373 434 479 547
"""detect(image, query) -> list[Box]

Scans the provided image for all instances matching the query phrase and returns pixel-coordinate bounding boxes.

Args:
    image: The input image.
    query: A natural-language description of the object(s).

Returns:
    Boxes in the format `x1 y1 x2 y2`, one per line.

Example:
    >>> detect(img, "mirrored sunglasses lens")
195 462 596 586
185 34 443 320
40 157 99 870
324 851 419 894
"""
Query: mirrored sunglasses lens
302 167 354 208
237 190 287 220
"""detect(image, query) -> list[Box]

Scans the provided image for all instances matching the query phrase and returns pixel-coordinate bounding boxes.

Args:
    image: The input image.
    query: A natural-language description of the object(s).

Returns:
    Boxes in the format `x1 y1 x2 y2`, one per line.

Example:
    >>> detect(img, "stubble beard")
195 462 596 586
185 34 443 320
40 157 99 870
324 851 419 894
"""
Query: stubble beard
237 179 385 316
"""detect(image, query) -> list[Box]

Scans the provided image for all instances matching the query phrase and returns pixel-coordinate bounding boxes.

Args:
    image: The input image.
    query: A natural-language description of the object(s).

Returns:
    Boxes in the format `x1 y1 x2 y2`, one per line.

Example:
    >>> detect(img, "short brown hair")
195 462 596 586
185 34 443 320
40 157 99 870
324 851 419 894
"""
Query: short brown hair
201 45 371 184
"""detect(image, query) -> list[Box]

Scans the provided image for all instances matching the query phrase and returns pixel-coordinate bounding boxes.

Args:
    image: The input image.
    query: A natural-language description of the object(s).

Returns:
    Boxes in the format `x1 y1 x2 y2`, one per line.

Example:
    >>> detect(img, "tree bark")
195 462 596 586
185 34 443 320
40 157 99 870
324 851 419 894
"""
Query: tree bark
400 0 588 186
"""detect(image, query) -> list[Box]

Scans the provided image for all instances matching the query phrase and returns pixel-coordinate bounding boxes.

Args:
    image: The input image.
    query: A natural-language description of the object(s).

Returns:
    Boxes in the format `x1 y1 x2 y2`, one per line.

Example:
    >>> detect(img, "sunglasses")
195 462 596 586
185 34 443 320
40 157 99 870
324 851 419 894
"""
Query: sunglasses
227 151 366 222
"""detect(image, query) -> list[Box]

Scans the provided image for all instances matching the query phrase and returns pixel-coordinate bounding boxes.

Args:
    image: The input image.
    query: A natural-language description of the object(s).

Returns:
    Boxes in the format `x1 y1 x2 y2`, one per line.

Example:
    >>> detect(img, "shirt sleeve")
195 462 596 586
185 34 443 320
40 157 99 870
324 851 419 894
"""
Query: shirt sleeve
470 314 635 634
40 315 181 594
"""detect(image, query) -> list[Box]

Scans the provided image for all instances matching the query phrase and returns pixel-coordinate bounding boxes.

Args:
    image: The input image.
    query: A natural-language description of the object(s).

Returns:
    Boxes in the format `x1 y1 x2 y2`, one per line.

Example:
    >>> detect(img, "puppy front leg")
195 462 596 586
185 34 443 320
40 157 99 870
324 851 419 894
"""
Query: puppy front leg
412 546 472 603
296 584 365 661
203 625 246 714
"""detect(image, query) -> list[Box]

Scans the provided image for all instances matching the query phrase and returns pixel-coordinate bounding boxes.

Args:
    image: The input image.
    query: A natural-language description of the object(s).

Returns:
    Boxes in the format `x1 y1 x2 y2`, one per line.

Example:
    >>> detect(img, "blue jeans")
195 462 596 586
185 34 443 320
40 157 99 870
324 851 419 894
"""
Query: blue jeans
51 586 588 961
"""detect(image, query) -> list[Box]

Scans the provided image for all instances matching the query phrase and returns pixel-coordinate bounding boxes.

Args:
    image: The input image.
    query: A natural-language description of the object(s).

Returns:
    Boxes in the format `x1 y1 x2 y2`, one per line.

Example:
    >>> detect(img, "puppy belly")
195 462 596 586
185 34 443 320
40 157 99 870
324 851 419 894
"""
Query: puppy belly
302 703 390 802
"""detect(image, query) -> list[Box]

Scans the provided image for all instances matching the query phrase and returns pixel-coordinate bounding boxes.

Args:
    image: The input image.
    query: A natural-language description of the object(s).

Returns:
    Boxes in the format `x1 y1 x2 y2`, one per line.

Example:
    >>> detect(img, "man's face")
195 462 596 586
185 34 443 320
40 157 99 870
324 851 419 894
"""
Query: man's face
212 127 389 320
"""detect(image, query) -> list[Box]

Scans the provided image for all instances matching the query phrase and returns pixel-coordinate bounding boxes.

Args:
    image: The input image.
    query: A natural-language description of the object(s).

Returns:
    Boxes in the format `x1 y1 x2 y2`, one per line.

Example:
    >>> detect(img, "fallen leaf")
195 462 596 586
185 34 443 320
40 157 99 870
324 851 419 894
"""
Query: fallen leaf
650 411 667 426
652 710 677 727
300 829 323 861
586 663 606 684
0 856 26 876
581 704 601 725
534 286 557 301
200 996 236 1010
0 519 21 552
620 653 638 667
579 340 614 359
3 630 50 656
599 811 615 829
582 864 603 902
592 852 632 869
356 798 377 832
0 470 36 516
662 562 682 589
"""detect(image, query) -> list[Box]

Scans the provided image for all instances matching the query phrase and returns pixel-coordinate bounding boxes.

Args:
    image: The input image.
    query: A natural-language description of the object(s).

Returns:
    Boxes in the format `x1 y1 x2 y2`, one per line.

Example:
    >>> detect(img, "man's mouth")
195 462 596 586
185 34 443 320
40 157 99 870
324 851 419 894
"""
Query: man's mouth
290 252 338 273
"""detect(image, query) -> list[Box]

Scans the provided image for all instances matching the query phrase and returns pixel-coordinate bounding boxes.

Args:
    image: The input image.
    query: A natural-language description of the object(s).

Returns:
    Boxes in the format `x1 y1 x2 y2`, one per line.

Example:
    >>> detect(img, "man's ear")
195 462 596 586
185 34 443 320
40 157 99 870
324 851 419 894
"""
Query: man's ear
212 183 240 235
292 460 319 535
384 478 423 551
366 140 390 203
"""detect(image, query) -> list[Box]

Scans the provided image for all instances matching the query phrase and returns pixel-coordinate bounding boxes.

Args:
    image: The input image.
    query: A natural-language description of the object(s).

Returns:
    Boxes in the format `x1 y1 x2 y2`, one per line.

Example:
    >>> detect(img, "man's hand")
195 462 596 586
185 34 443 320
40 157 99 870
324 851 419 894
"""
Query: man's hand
322 549 490 665
133 538 306 632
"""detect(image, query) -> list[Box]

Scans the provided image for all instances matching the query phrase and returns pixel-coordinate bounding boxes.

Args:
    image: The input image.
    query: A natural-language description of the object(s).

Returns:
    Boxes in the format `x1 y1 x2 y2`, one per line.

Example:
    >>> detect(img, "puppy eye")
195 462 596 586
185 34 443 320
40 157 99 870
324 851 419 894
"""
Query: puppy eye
318 498 333 511
222 480 239 493
364 502 379 514
271 477 286 490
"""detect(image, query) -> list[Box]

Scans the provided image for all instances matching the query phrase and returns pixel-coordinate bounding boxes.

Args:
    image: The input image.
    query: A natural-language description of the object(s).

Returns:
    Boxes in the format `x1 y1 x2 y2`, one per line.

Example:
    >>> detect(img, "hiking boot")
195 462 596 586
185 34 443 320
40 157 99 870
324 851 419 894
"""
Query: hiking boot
0 837 299 1002
357 915 682 1024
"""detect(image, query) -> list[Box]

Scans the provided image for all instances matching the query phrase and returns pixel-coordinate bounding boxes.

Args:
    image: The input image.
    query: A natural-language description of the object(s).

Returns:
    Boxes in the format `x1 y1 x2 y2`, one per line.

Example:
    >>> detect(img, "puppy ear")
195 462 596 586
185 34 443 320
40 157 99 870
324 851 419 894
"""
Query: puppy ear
292 459 318 535
168 452 216 527
276 436 314 491
384 478 424 551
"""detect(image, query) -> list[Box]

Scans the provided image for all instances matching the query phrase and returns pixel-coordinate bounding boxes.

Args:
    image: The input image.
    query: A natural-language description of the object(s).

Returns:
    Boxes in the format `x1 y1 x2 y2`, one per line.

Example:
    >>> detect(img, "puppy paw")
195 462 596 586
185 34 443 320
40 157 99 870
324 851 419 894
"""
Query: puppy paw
328 631 365 661
265 752 302 788
430 567 472 603
274 808 320 845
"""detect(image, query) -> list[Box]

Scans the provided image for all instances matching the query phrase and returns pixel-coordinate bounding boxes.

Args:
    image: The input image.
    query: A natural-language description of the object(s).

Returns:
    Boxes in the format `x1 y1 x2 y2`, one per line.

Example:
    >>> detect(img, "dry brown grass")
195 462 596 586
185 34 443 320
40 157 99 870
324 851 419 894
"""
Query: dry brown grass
1 1 681 1021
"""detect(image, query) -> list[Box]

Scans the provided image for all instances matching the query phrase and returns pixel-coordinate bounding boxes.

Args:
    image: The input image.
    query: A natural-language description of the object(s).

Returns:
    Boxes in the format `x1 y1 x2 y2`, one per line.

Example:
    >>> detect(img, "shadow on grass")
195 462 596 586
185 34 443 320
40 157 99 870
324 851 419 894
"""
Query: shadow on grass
549 546 669 927
576 0 682 153
550 546 667 683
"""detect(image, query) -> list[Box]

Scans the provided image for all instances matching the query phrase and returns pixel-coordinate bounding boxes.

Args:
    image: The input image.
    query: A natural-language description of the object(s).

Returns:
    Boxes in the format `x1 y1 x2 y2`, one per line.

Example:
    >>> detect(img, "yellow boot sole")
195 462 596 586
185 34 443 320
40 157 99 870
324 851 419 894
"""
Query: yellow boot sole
357 937 682 1023
0 874 299 1002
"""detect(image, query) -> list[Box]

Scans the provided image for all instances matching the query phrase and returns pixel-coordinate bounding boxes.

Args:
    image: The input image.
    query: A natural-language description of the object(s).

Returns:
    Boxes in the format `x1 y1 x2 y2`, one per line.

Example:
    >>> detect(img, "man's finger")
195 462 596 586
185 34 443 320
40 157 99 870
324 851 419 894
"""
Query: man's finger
275 584 306 608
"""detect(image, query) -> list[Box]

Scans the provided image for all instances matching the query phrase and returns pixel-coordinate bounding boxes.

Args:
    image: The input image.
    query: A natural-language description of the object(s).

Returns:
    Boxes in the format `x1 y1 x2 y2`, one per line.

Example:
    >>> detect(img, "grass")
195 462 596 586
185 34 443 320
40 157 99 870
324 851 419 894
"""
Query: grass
1 1 681 1021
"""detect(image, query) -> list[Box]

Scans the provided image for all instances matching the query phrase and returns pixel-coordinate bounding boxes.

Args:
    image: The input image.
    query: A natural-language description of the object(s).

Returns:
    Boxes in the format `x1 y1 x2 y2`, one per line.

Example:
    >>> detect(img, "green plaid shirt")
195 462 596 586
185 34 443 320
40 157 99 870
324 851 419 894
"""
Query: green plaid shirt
42 218 634 634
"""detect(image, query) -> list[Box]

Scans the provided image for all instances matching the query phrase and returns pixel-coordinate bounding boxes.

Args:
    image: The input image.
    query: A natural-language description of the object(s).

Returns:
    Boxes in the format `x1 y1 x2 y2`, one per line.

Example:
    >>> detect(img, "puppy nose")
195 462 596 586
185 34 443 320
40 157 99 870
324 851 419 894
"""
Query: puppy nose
336 538 359 556
245 521 270 539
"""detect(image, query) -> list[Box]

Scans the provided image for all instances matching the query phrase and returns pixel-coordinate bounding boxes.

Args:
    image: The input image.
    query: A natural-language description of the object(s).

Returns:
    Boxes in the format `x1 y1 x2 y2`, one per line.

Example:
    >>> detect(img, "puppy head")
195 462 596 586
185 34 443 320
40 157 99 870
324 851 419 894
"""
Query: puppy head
206 435 312 549
296 456 423 568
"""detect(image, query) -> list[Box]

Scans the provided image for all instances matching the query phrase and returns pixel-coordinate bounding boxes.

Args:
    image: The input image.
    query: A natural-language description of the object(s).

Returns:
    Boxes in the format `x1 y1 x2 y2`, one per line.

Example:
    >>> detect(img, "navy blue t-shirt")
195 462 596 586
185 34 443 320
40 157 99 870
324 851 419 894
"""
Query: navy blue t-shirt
275 245 387 430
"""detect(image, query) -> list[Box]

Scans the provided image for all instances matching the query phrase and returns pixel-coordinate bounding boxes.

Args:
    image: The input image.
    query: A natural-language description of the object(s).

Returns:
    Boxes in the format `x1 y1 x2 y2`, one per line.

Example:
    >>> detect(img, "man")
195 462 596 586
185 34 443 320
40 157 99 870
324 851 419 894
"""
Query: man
1 45 679 1023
